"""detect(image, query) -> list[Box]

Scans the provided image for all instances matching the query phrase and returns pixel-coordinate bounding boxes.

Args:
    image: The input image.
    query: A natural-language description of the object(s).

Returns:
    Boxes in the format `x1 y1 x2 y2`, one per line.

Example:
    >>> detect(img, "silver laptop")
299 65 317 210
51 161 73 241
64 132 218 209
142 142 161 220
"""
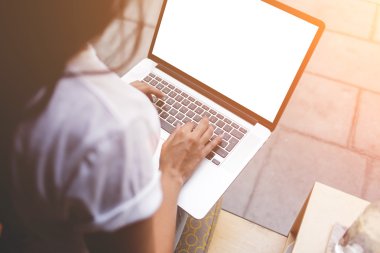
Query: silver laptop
122 0 324 219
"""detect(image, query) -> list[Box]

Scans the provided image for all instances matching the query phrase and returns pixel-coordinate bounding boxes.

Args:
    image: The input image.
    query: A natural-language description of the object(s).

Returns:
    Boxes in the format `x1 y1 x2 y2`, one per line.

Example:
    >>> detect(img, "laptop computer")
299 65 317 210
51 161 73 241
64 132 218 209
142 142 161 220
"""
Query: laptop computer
122 0 324 219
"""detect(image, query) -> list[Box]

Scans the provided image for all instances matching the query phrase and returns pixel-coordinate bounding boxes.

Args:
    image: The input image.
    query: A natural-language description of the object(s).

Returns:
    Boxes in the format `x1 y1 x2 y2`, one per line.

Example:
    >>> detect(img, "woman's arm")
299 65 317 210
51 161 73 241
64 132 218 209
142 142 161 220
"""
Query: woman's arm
152 171 182 252
154 118 222 253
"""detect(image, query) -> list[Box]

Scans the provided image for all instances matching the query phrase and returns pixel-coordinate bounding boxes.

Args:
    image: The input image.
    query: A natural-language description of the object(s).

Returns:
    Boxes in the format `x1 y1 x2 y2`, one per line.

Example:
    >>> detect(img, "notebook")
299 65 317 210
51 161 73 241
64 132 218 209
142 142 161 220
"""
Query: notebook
122 0 324 219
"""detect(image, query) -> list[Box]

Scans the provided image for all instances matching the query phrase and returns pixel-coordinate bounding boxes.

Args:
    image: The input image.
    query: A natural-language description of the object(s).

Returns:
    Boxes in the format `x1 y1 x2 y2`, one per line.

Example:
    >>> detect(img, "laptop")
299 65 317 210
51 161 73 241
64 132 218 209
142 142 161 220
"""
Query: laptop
122 0 324 219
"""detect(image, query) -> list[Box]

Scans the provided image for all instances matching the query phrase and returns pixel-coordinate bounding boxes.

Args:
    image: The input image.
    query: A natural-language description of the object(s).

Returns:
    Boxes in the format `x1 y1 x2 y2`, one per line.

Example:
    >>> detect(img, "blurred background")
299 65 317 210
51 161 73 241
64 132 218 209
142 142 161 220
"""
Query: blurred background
94 0 380 235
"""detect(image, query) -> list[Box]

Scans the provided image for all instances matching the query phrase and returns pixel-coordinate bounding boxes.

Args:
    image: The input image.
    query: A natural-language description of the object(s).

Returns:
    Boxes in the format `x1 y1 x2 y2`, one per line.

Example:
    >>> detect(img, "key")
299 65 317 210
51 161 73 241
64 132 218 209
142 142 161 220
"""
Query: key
206 152 215 160
195 107 204 115
226 142 237 152
160 118 175 134
229 137 239 145
160 112 169 119
173 102 181 109
202 105 209 110
224 118 232 124
179 107 188 114
202 112 211 118
222 133 231 141
188 103 197 110
186 111 195 118
231 129 244 140
162 87 170 94
209 116 218 123
212 159 221 165
220 140 228 148
181 99 190 106
182 117 192 124
143 76 152 82
169 91 177 98
156 83 164 90
156 100 164 107
162 104 171 112
216 120 225 128
214 128 223 135
175 95 184 102
239 127 247 134
213 147 227 158
193 115 202 122
167 98 175 105
167 116 175 124
169 109 177 116
226 138 238 152
223 125 232 133
176 113 185 120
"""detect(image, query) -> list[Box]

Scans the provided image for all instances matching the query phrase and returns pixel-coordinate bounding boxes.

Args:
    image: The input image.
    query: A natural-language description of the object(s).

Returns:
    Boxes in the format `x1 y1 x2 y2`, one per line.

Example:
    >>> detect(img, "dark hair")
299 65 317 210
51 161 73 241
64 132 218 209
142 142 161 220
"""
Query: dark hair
0 0 143 244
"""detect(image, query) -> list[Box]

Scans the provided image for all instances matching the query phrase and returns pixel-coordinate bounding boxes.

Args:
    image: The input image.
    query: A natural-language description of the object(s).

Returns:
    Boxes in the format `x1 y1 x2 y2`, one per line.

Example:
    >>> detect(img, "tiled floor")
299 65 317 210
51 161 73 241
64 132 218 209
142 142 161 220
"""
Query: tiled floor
223 0 380 235
95 0 380 236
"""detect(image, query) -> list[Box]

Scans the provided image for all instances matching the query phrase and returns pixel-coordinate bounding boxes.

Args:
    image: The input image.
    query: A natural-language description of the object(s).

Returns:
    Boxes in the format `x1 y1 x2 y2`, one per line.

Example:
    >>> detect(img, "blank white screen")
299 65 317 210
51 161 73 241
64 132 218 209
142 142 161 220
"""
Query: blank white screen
152 0 318 122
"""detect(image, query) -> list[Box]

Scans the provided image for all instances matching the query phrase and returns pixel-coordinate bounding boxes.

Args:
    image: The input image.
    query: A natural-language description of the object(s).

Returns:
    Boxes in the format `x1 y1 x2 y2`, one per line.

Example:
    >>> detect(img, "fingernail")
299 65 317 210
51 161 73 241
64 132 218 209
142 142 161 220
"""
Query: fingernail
152 95 157 103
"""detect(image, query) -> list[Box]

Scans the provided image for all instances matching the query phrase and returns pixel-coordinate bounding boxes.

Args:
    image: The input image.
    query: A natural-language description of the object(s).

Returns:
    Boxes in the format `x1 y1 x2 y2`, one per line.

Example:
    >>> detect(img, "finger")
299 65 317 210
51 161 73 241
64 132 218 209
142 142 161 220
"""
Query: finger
202 135 223 157
130 80 143 87
146 85 165 98
166 123 181 143
151 94 158 103
199 125 214 144
192 117 210 138
181 121 195 133
131 81 165 99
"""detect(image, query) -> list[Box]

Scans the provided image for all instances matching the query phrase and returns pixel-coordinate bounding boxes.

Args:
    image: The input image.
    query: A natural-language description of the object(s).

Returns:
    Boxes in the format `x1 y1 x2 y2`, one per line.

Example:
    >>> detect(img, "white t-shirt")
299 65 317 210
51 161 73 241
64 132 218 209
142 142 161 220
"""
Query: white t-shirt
10 47 162 252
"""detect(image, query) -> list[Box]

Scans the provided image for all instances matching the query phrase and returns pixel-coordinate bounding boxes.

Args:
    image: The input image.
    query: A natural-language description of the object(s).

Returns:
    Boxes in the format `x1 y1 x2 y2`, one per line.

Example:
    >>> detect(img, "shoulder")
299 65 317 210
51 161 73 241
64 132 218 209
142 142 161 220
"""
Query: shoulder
63 46 160 132
48 47 160 148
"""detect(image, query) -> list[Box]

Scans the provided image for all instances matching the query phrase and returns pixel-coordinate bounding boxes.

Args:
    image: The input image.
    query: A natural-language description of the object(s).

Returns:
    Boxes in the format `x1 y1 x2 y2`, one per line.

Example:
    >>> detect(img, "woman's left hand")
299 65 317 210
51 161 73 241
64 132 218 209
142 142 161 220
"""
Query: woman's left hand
131 81 164 102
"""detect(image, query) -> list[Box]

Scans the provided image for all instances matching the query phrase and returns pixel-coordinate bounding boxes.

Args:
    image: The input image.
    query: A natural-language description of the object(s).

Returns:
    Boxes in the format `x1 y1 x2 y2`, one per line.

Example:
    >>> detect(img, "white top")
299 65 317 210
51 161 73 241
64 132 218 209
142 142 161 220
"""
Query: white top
10 47 162 252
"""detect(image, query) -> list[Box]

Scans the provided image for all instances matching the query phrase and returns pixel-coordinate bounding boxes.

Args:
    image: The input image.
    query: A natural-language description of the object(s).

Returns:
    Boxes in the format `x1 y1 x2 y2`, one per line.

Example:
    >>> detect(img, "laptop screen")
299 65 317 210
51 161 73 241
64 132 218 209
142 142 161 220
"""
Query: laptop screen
151 0 321 125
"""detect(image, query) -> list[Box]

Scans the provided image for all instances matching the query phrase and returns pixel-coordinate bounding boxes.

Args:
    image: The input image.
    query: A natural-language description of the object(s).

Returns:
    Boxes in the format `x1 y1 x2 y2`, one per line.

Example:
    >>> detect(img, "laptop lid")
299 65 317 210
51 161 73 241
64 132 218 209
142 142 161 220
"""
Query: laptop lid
148 0 324 131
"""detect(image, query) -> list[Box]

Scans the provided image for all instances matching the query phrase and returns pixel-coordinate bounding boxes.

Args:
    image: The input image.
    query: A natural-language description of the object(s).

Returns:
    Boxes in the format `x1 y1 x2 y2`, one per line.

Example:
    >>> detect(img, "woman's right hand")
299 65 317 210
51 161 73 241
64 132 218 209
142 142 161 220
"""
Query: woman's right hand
159 117 222 186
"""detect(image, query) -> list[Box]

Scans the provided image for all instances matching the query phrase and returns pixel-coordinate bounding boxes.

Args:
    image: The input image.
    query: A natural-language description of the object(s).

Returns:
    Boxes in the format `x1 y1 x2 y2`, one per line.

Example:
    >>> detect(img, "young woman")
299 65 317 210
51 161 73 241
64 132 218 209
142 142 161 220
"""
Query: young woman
0 0 221 252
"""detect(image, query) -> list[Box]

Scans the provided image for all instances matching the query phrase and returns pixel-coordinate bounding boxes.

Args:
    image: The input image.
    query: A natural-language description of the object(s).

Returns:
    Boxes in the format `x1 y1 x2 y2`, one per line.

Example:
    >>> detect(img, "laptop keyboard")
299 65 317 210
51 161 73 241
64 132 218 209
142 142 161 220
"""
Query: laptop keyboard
143 73 248 166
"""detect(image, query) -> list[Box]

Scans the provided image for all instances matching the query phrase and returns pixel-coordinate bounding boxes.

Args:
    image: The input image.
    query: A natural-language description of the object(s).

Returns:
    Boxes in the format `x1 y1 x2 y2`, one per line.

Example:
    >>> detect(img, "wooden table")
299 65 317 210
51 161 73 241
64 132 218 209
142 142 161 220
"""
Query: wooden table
208 210 287 253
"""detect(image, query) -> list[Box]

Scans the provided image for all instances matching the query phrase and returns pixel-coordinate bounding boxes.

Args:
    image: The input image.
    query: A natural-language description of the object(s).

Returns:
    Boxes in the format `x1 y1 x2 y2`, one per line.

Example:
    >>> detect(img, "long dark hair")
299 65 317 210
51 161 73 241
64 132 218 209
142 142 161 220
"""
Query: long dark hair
0 0 144 242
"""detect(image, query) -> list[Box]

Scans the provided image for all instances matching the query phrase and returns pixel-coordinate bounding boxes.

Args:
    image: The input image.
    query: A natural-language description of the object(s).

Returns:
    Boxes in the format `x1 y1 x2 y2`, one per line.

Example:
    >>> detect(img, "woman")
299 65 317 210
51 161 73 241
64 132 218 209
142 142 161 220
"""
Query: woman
0 0 221 252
